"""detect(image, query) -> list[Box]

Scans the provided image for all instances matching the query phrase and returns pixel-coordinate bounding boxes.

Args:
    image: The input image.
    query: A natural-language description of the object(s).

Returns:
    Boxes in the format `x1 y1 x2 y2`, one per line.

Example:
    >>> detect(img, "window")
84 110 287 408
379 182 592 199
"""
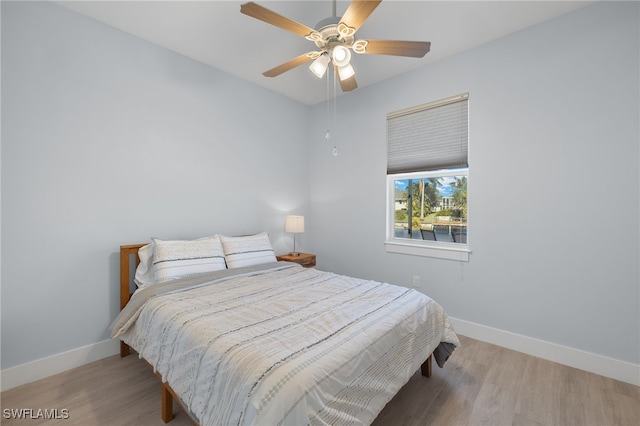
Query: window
385 94 469 261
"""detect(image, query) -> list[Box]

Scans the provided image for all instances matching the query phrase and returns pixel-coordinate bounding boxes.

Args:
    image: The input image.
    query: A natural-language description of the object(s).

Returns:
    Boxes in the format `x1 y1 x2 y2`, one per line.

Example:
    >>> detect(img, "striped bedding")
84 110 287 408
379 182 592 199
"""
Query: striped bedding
110 262 459 425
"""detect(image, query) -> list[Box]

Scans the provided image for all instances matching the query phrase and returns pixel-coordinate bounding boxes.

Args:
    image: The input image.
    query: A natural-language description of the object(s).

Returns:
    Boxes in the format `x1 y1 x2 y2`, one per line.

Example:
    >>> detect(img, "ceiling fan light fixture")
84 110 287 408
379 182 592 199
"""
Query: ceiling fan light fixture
309 53 330 78
332 45 351 67
337 63 355 80
241 0 430 93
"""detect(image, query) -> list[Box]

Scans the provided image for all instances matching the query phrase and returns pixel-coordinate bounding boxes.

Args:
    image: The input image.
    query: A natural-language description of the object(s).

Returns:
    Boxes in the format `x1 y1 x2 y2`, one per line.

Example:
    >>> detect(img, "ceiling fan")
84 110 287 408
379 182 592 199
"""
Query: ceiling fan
240 0 431 92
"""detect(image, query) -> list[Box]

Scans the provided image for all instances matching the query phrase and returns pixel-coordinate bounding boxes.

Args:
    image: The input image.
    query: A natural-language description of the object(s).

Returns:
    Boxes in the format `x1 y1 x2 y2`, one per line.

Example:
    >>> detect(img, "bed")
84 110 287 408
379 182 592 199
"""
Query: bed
110 234 459 425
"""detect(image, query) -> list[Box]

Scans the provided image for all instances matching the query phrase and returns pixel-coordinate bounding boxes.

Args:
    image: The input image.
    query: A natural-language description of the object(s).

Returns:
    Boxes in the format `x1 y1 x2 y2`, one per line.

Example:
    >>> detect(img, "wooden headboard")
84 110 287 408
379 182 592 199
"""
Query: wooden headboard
119 244 146 357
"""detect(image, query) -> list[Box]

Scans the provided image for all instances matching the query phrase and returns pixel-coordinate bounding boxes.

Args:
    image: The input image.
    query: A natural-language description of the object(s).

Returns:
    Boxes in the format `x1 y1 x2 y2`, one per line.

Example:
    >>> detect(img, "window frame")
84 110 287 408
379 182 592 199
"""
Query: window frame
385 169 470 261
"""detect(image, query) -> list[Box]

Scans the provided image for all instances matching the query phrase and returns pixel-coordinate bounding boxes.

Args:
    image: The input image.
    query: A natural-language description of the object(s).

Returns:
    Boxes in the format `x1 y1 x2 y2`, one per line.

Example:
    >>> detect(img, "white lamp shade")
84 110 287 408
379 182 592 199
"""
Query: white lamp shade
337 63 355 80
285 215 305 233
332 45 351 67
309 54 330 78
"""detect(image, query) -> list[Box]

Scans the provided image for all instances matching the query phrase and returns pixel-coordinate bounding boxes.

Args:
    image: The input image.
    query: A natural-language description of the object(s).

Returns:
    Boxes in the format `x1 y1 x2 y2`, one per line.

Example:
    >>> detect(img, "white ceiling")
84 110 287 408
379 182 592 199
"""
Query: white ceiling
56 0 593 105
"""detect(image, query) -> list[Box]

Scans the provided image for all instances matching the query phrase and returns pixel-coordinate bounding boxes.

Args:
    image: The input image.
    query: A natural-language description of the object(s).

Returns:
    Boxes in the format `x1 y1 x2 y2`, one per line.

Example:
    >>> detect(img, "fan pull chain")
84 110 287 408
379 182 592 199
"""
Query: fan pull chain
332 68 338 156
325 63 332 143
323 60 338 157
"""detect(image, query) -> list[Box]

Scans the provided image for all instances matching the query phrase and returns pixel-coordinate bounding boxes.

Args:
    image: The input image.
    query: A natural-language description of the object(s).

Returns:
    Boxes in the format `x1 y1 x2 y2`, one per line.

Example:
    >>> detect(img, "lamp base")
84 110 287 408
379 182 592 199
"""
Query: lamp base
289 251 301 257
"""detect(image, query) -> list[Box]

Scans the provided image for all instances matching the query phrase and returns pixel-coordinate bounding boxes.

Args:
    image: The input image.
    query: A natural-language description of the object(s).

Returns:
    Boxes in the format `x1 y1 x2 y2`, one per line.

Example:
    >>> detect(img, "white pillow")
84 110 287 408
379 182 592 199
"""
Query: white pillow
151 235 227 283
220 232 277 269
134 243 155 288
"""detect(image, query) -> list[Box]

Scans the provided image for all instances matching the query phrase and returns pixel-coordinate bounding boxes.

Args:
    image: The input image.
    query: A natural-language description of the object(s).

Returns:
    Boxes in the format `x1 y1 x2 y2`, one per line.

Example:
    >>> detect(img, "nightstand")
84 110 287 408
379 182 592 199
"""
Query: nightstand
277 253 316 268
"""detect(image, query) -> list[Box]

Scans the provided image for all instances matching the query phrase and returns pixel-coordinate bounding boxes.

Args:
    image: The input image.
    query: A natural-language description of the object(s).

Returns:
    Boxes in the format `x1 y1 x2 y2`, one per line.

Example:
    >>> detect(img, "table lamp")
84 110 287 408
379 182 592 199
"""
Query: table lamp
285 215 304 256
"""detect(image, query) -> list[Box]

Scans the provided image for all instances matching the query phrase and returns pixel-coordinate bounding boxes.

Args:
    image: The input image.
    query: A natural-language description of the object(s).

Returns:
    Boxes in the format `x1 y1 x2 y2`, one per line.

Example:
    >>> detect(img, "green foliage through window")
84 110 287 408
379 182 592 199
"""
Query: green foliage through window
392 170 468 243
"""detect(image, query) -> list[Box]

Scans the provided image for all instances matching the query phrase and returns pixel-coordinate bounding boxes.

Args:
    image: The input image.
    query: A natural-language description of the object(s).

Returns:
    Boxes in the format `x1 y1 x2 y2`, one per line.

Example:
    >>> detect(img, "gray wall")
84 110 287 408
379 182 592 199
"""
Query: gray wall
1 1 310 369
308 1 639 365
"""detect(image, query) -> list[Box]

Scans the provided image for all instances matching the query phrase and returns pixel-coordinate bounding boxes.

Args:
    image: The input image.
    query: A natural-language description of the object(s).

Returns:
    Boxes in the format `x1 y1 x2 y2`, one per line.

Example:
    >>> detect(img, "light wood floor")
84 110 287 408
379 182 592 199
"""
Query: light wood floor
1 335 638 425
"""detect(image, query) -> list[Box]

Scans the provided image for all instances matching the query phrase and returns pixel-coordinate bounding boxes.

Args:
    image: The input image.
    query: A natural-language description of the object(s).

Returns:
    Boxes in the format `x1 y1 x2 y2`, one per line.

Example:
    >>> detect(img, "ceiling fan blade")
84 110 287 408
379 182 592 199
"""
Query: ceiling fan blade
356 40 431 58
340 0 382 34
334 64 358 92
263 52 318 77
241 2 315 38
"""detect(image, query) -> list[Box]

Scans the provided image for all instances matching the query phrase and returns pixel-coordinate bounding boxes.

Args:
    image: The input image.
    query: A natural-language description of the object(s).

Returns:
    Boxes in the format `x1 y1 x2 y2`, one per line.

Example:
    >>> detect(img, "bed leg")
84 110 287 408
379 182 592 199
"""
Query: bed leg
120 341 130 358
421 354 432 378
161 383 174 423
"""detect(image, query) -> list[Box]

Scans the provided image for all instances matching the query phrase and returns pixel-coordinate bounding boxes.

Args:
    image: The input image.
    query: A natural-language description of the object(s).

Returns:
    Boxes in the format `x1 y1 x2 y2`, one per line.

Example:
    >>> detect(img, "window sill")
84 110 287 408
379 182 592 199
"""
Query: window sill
384 240 470 261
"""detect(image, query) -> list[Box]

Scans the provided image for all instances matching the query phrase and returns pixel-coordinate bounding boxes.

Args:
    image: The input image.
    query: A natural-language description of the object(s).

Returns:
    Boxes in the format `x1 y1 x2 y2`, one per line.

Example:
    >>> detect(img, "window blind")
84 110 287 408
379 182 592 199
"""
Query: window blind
387 93 468 174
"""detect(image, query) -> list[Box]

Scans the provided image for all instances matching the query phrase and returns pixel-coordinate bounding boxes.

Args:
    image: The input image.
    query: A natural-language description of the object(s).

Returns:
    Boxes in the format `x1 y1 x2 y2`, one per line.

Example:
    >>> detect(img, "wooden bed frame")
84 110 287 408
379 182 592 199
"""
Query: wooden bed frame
120 244 187 422
119 243 432 424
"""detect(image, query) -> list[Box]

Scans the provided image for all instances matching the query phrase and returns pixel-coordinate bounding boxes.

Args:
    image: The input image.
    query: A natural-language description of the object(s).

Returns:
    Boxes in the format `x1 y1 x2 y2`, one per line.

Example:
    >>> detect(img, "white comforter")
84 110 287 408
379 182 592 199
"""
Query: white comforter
110 262 459 426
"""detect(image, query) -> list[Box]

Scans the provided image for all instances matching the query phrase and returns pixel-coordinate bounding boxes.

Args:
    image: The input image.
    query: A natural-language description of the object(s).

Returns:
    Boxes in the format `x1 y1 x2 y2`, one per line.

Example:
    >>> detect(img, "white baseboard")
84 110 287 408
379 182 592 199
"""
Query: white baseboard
1 339 120 392
449 317 640 387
